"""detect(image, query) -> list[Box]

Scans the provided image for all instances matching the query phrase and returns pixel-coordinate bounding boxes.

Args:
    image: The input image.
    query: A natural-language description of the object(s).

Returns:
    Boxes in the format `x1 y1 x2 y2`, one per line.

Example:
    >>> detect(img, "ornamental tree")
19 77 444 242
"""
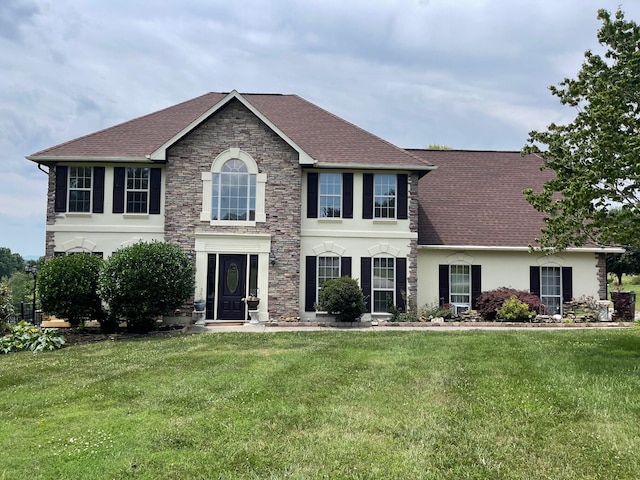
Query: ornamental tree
39 253 104 328
99 241 194 333
523 8 640 250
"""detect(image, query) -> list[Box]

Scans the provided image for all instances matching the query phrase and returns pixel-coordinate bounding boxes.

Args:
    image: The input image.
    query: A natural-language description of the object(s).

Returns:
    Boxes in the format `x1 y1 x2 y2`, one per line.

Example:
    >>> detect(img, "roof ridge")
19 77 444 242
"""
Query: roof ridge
31 92 219 157
407 148 524 154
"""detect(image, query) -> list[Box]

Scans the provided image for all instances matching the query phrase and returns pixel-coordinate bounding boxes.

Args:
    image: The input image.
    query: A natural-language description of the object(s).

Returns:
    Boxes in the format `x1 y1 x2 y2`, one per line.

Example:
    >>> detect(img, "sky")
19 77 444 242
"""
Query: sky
2 0 640 258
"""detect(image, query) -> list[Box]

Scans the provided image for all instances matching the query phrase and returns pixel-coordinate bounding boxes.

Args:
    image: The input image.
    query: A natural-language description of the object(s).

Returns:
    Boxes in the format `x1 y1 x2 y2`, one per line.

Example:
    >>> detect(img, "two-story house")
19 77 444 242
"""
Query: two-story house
27 91 616 322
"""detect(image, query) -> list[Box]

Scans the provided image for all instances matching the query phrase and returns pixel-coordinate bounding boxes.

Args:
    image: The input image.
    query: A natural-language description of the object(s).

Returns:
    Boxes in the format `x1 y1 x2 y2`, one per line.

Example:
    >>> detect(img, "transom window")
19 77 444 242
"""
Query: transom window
373 257 395 312
68 167 92 212
374 174 396 218
319 173 342 218
317 256 341 302
212 159 256 221
541 266 562 315
450 264 471 313
126 167 149 213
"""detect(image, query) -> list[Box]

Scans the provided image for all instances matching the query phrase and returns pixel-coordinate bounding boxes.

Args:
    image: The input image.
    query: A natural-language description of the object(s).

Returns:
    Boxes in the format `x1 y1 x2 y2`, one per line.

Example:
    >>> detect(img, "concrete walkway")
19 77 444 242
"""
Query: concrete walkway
185 322 633 334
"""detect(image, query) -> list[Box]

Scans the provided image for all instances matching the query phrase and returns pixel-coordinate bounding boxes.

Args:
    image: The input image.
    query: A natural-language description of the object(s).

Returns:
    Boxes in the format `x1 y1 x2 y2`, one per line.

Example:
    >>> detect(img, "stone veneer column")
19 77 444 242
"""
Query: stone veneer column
407 173 420 308
596 252 607 300
45 167 58 258
164 99 302 320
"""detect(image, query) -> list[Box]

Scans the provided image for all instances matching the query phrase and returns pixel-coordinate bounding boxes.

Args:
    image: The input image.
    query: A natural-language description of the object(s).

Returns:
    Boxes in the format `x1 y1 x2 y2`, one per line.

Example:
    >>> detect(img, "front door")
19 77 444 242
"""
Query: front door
217 254 247 320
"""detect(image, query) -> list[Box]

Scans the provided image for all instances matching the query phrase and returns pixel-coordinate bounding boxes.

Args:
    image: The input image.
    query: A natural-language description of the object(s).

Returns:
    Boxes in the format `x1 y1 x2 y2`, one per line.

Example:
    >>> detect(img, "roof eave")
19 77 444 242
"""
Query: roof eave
418 244 624 253
312 162 437 171
148 90 316 165
26 155 154 165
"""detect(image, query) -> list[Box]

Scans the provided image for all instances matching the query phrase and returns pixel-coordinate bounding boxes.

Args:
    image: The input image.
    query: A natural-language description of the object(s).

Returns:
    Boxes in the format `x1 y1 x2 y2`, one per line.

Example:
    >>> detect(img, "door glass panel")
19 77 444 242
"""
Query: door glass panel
227 263 239 293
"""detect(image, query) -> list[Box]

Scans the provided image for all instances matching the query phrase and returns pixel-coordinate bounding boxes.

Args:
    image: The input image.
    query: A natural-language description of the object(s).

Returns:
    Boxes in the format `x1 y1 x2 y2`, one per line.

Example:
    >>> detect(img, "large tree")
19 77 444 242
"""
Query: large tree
523 8 640 250
0 247 24 279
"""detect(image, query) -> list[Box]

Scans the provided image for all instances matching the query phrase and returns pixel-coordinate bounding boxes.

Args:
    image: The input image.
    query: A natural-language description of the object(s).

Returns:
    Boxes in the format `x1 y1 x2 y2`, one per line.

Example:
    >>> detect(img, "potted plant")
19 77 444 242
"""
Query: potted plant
194 288 206 312
243 295 260 310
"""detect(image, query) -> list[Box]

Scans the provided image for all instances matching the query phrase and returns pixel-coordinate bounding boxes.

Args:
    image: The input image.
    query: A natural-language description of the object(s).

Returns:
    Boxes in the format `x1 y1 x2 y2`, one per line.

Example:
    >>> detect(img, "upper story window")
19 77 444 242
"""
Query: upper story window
363 173 408 220
68 167 92 212
319 173 342 218
212 159 256 221
374 174 396 219
126 167 149 213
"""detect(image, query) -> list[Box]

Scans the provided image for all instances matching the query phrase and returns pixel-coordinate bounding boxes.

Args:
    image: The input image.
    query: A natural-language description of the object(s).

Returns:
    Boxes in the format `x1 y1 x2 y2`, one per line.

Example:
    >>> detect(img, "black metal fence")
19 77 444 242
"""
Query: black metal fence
8 302 42 326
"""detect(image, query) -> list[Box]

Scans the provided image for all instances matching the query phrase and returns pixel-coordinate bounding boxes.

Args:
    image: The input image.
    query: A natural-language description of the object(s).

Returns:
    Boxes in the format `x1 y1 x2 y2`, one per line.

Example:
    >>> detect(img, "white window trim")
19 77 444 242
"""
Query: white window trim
125 167 150 214
319 172 342 219
373 173 397 220
372 256 395 313
201 148 266 224
68 166 92 213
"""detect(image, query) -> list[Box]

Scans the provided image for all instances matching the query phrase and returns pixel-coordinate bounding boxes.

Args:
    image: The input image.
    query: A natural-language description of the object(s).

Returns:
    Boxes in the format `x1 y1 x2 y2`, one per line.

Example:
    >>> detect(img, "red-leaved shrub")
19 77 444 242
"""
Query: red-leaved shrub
475 288 543 320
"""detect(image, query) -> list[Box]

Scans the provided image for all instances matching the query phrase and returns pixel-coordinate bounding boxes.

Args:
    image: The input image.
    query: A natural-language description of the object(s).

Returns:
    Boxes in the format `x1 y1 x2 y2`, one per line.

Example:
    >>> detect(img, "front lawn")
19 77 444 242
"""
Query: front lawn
2 330 640 479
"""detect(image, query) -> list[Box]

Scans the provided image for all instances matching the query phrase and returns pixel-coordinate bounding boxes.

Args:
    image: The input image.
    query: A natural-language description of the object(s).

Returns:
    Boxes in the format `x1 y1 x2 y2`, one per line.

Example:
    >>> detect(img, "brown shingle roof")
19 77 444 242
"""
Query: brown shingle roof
29 92 431 170
413 149 554 248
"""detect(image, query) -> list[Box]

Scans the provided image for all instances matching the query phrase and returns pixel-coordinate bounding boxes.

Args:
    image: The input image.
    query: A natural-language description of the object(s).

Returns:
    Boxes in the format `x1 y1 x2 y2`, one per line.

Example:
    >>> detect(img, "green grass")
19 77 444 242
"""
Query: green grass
2 330 640 479
609 274 640 300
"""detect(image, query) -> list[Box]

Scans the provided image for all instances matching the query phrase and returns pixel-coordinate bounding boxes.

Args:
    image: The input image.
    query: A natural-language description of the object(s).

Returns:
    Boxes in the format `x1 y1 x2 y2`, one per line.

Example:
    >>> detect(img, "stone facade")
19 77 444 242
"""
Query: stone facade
164 100 301 319
407 172 420 307
45 168 58 258
596 252 607 300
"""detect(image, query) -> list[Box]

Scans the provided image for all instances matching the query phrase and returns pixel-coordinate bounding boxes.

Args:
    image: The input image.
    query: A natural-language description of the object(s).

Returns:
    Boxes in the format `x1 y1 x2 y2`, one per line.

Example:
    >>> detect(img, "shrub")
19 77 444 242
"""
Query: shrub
39 253 105 328
99 241 194 333
420 301 453 320
0 282 14 332
496 295 534 322
475 288 543 320
317 277 366 322
0 321 65 354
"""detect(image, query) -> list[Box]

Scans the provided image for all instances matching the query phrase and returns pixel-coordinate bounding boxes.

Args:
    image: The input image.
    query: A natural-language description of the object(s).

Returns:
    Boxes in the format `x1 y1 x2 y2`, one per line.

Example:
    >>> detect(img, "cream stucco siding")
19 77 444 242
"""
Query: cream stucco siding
417 248 603 308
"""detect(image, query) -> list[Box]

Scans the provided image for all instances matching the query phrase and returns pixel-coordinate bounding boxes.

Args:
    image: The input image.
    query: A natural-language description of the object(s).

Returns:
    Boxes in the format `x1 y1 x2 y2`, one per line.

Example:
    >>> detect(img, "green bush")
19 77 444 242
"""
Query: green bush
0 282 14 332
99 241 194 333
0 322 65 354
475 288 543 320
39 253 104 328
317 276 366 322
496 295 533 322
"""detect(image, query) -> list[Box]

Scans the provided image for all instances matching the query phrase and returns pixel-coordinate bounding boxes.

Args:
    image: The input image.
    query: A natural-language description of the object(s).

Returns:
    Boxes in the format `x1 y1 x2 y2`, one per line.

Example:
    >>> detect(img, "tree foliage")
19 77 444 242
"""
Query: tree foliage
523 8 640 250
0 247 24 279
607 249 640 285
39 253 104 327
0 282 14 331
99 241 194 333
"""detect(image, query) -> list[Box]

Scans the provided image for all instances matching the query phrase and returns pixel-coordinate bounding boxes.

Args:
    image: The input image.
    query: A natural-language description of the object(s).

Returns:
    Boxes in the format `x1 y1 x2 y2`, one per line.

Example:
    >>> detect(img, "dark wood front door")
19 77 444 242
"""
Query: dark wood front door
217 254 247 320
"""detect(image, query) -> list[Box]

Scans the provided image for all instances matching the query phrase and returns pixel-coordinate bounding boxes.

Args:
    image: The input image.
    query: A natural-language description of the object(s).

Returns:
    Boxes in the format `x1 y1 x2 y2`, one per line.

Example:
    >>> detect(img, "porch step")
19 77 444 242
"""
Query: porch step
203 321 246 327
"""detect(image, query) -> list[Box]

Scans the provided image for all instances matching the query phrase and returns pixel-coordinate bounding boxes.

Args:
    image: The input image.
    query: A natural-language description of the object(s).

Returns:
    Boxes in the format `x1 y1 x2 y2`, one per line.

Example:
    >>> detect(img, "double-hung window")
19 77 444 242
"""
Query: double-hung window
540 266 562 315
374 174 396 218
68 167 92 212
372 257 395 312
317 256 341 302
319 173 342 218
212 159 256 221
449 264 471 313
126 167 149 213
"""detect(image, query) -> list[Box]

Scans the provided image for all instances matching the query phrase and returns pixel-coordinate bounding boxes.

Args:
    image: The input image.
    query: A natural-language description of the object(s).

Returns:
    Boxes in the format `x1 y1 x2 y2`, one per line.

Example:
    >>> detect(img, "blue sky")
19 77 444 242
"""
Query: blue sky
2 0 640 258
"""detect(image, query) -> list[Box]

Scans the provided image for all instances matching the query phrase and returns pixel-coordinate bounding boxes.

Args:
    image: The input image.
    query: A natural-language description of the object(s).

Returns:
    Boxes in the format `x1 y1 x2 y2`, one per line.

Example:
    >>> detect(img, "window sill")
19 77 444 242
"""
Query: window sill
317 218 343 223
64 212 92 218
209 220 257 227
123 213 150 219
373 219 397 224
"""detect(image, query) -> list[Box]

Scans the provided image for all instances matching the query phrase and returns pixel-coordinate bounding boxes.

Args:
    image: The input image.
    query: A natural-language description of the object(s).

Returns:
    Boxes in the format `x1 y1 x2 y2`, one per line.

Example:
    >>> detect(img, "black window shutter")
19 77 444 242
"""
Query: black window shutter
305 256 317 312
54 165 68 212
342 173 353 218
438 264 449 306
397 174 408 220
92 167 105 213
361 257 372 312
530 266 541 297
341 257 352 277
113 167 125 214
471 265 482 308
149 168 161 215
307 172 318 218
363 173 374 219
396 258 407 311
562 267 573 303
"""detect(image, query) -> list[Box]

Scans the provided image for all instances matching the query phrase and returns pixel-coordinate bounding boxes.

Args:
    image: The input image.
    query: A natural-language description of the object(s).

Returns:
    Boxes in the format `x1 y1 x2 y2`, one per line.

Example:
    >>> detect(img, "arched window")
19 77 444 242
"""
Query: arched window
212 159 256 221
